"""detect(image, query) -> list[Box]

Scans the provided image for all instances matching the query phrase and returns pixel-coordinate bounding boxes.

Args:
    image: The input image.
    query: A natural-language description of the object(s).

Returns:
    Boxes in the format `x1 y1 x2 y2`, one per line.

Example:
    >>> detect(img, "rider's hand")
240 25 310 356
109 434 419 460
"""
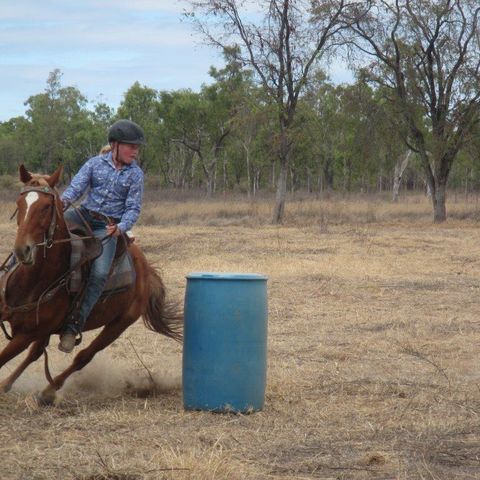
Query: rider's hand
106 224 120 237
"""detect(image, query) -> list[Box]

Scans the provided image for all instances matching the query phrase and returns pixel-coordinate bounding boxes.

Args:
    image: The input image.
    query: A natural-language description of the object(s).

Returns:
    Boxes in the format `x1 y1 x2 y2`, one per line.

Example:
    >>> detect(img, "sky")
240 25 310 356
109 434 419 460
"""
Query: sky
1 0 353 122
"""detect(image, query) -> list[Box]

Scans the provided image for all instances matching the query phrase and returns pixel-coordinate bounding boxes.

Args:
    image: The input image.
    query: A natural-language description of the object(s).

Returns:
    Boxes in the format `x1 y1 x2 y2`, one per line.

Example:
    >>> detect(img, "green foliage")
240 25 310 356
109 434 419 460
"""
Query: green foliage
1 61 478 197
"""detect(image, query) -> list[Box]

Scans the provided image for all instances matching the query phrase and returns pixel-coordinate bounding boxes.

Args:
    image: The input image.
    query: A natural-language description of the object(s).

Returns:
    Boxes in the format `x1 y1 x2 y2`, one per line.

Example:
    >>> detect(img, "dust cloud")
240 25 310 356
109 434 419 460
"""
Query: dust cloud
10 351 182 401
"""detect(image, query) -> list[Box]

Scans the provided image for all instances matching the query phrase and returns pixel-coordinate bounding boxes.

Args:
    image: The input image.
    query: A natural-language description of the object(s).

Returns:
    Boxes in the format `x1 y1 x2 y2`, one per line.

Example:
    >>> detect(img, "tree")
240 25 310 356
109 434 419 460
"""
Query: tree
0 71 112 179
187 0 362 223
0 117 29 174
346 0 480 222
158 54 246 195
230 86 275 196
24 69 97 176
117 82 161 170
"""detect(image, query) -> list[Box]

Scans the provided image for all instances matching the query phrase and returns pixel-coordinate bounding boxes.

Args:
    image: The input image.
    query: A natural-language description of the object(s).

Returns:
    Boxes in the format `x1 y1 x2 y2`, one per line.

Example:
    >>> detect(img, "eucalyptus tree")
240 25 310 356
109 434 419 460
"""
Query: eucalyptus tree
345 0 480 222
292 76 339 193
186 0 364 223
24 69 96 176
117 82 161 170
0 117 29 174
157 89 205 189
158 55 248 195
158 87 232 195
450 123 480 195
230 93 276 196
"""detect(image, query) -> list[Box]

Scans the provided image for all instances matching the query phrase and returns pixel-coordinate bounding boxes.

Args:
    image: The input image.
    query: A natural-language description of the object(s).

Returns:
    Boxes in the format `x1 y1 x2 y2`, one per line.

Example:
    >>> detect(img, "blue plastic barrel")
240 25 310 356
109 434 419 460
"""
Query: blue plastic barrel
183 272 268 413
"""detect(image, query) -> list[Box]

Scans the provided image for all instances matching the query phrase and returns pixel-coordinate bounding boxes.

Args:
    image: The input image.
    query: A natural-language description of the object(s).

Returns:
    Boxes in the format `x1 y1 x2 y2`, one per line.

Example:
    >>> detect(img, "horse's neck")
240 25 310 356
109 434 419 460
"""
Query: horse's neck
8 221 71 306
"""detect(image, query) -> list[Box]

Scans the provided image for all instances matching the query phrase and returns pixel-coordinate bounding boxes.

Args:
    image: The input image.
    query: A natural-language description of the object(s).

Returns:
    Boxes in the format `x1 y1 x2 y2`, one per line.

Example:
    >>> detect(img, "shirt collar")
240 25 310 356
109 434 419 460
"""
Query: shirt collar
101 151 136 170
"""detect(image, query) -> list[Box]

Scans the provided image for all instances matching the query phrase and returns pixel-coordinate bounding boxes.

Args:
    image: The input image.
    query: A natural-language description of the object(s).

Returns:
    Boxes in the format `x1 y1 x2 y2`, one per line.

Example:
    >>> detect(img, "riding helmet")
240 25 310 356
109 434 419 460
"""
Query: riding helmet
108 119 146 145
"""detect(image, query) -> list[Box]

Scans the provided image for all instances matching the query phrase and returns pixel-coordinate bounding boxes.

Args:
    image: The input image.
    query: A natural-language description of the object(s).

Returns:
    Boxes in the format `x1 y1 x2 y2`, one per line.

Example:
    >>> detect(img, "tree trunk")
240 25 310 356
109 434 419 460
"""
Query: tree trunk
272 125 291 224
245 144 251 199
432 182 447 223
342 156 351 197
253 168 260 196
179 150 193 189
206 177 214 196
317 169 323 199
323 155 334 190
272 159 288 224
222 151 227 194
392 150 412 202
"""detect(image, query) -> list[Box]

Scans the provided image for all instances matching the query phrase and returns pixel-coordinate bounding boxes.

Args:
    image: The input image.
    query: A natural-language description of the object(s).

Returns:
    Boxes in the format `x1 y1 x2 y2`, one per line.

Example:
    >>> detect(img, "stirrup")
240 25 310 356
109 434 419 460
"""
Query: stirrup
58 330 82 353
59 331 76 353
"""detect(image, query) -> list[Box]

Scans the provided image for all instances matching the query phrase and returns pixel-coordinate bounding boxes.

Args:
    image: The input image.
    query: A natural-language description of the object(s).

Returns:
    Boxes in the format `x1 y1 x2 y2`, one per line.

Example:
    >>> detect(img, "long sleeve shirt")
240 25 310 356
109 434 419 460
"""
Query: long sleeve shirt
61 152 144 233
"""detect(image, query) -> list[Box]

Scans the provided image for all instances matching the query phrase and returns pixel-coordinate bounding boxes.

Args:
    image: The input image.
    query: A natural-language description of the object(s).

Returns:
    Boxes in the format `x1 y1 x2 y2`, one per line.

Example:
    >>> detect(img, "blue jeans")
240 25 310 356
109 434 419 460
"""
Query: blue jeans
64 208 118 334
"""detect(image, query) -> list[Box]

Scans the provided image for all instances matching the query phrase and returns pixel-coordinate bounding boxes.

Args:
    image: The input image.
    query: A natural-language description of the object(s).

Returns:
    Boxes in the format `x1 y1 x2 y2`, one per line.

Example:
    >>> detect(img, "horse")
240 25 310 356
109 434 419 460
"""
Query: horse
0 164 182 404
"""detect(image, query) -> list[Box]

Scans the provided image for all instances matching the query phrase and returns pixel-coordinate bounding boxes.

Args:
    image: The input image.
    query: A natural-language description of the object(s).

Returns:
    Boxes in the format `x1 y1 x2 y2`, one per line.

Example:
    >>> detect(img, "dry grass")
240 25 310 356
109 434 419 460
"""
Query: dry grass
0 194 480 479
137 191 480 227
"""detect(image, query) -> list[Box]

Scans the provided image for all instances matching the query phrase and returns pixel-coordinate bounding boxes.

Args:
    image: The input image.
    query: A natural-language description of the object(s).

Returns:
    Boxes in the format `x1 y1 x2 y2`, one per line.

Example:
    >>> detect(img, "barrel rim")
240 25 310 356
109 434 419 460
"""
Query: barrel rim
186 272 268 281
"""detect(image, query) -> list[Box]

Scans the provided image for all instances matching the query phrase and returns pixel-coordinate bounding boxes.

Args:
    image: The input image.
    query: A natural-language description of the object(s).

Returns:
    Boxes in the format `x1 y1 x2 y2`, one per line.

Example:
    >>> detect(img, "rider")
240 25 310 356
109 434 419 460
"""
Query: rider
58 119 146 353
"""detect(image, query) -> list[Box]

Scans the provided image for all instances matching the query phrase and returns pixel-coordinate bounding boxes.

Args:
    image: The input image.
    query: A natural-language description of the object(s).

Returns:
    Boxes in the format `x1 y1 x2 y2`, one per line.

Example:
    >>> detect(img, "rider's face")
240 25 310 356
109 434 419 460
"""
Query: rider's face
112 142 140 165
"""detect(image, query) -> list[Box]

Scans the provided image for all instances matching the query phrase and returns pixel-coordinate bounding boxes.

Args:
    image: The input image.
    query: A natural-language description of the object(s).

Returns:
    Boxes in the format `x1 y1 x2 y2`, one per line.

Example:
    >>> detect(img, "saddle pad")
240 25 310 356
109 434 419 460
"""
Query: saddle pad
69 233 135 294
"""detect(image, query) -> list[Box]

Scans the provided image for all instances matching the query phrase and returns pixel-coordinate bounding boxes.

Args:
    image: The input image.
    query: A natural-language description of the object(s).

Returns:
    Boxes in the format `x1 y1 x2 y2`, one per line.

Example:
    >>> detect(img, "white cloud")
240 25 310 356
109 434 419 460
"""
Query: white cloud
0 1 225 121
0 1 352 122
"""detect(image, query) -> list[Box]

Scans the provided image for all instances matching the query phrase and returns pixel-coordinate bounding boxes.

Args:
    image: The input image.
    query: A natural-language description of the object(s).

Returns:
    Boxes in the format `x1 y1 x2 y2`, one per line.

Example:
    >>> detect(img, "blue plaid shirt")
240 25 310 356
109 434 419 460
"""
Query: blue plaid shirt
61 152 144 233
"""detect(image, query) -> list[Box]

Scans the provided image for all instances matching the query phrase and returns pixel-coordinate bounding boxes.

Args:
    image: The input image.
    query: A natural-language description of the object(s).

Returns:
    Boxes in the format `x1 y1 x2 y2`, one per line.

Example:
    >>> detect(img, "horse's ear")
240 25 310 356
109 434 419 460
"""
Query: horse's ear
19 164 32 184
46 164 63 188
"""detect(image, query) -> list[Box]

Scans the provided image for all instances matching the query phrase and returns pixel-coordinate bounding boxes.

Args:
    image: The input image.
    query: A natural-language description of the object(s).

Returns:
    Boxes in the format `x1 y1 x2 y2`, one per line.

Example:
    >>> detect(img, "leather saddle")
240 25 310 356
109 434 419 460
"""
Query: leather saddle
66 213 136 296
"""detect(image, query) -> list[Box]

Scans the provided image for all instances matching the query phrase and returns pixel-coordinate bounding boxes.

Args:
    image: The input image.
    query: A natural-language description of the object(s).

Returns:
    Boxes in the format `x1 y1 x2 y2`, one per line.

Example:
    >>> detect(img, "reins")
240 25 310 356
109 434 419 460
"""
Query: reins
0 184 116 390
18 185 97 254
0 186 114 330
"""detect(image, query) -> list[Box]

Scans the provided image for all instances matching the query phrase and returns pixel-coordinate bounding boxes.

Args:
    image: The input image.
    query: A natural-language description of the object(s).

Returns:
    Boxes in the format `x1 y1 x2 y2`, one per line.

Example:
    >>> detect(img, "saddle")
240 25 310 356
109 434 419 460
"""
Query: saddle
66 212 136 297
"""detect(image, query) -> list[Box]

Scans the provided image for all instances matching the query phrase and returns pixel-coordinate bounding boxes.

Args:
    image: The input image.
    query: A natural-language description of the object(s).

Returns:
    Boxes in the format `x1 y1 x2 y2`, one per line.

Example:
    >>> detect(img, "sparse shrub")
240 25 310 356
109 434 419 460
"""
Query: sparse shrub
138 213 158 226
365 203 377 223
144 175 163 190
318 208 329 233
0 175 17 190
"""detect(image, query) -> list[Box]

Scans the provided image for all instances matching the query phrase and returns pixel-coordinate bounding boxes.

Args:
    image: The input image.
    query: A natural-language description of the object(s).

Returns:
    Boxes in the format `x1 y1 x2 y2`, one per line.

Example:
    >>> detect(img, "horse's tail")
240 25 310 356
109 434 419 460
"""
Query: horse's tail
143 264 183 342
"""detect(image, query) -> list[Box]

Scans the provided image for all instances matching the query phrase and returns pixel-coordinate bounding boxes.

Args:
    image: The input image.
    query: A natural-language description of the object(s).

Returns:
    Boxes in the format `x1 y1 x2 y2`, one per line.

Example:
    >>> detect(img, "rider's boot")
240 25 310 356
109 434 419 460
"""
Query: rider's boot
58 312 82 353
58 328 77 353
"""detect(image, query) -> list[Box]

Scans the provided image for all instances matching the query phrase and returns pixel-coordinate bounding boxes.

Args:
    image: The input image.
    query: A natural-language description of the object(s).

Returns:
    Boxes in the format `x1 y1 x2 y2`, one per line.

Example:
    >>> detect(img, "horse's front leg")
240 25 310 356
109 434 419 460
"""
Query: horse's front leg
0 336 49 393
0 333 37 392
39 316 135 404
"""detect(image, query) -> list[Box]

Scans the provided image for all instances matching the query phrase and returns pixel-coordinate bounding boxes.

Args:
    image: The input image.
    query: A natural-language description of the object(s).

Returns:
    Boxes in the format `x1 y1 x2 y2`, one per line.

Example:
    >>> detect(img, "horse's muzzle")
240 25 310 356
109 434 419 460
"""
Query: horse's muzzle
14 244 36 265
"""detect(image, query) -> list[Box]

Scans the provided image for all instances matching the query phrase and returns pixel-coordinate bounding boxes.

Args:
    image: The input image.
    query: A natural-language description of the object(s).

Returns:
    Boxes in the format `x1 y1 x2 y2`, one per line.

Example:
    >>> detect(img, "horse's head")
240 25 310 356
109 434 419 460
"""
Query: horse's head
14 164 63 265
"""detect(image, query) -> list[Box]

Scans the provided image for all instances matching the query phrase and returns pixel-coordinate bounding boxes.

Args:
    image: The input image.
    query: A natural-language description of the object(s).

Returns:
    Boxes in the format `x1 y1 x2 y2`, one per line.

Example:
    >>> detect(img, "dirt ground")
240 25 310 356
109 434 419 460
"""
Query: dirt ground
0 197 479 479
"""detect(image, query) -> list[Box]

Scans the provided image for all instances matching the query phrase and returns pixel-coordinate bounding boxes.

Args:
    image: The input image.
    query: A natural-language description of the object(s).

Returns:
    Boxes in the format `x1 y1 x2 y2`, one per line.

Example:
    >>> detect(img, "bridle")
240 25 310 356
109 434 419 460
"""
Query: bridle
19 184 60 252
0 184 94 324
0 185 75 387
17 184 97 251
1 182 118 323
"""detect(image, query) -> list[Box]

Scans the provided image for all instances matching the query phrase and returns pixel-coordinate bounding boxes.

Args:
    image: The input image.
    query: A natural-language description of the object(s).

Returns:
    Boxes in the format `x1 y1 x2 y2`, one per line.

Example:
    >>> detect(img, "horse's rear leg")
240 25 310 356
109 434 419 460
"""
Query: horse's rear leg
0 337 49 393
39 318 134 403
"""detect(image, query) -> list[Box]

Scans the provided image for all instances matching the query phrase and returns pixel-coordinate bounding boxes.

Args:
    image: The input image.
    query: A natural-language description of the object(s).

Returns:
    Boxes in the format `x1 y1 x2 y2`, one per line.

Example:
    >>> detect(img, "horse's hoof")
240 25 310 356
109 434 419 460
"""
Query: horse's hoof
34 387 57 407
0 381 12 394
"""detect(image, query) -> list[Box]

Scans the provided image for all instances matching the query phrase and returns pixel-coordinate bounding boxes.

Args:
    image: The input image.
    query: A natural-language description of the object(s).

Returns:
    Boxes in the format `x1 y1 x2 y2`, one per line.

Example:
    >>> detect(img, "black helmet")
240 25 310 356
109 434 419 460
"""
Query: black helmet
108 119 146 145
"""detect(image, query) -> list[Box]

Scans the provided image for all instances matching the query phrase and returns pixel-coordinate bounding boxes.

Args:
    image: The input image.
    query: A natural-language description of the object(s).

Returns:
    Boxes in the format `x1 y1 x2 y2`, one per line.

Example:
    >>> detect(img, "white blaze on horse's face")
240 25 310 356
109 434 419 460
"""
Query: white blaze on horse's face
24 192 39 223
14 191 41 265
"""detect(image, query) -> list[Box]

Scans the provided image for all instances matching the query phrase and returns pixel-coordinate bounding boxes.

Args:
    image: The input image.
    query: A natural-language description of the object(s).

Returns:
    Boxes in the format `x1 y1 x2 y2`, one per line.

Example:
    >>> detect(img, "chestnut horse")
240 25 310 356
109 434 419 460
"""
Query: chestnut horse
0 165 182 404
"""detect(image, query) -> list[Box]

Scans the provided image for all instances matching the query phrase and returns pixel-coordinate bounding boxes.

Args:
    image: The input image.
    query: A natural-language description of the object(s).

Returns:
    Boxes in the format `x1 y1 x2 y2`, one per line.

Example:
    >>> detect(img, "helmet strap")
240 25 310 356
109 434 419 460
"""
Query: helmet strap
112 142 125 169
